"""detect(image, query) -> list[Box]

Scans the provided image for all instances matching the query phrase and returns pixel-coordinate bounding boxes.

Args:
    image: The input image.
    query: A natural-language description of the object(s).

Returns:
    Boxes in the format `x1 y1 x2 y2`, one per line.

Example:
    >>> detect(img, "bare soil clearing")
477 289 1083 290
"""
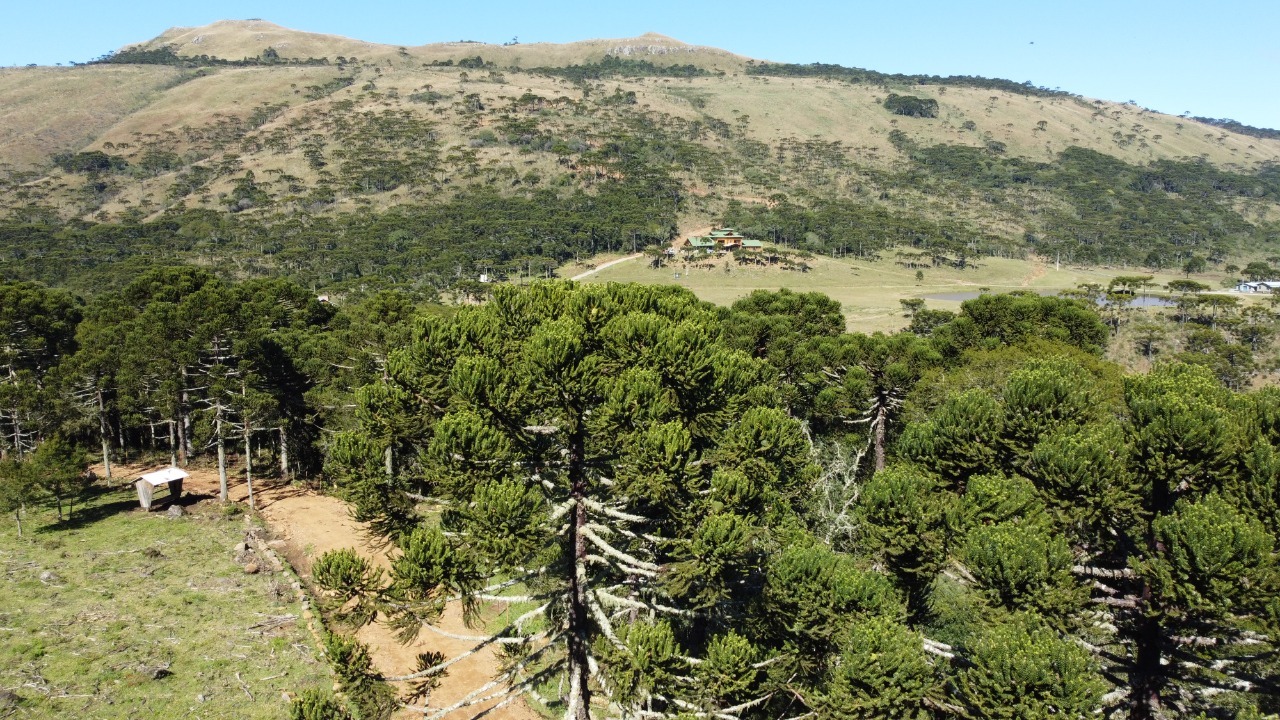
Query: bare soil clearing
108 462 538 720
569 253 642 281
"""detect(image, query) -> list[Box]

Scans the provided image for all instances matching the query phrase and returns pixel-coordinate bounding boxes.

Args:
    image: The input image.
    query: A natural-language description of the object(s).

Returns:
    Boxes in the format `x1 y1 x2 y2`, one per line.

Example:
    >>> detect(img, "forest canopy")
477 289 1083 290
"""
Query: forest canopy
6 276 1279 720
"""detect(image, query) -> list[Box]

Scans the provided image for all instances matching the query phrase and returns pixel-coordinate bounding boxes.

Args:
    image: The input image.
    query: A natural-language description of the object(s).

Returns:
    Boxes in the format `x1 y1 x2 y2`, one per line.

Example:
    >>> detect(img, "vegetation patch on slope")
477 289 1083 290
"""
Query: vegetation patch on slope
0 486 329 718
744 59 1069 98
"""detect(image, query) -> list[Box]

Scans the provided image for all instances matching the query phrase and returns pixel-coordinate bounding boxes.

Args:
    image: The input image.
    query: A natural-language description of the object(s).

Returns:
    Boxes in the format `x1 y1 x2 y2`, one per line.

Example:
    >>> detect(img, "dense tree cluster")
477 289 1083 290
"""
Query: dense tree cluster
1193 117 1280 141
895 145 1280 266
744 60 1070 98
295 283 1278 719
530 55 715 83
719 195 1014 261
5 273 1280 720
0 167 679 295
89 44 333 68
883 94 940 119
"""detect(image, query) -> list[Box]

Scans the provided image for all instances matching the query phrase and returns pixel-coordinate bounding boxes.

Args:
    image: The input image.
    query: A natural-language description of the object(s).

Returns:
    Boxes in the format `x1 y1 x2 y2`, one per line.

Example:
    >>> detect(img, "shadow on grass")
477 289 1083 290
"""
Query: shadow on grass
35 484 138 533
32 475 313 534
35 481 211 533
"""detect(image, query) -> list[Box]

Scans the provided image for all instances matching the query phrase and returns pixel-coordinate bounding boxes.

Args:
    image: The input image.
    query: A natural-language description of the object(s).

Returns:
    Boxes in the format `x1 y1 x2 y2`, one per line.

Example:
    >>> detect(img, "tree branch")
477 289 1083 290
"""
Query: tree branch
582 527 660 572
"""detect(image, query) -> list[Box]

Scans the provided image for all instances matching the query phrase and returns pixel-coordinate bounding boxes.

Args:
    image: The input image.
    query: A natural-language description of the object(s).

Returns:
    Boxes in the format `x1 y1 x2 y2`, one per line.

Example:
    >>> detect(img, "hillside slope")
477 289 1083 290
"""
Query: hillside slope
139 20 749 70
0 65 184 169
0 21 1277 295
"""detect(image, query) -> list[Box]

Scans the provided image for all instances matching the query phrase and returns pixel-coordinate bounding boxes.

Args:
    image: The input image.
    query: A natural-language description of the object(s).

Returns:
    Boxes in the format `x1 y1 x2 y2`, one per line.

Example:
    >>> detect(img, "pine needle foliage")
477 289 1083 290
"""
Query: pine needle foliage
316 282 819 720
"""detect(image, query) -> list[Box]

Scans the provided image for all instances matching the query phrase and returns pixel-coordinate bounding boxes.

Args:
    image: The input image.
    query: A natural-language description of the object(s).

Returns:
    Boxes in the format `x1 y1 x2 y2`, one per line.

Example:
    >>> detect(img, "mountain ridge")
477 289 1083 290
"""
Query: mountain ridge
126 20 750 71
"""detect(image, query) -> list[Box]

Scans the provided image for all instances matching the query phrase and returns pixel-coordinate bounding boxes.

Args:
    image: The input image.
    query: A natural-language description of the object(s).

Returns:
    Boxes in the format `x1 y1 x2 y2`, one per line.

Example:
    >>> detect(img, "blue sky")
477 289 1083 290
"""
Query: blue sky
4 0 1277 129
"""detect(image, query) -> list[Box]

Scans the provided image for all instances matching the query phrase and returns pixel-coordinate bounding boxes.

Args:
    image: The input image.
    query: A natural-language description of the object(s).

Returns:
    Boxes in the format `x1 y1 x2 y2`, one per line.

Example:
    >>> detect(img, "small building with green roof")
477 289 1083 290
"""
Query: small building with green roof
684 227 748 253
683 236 716 252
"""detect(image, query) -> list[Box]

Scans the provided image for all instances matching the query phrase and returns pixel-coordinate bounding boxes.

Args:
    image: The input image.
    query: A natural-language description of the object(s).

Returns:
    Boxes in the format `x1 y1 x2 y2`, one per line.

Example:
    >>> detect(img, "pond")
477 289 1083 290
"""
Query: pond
1116 295 1176 308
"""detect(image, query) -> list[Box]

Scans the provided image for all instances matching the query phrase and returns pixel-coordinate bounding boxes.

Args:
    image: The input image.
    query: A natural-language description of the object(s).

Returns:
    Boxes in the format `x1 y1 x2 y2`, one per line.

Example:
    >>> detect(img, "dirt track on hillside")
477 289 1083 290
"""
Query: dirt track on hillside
569 253 642 280
1020 257 1047 287
109 462 537 720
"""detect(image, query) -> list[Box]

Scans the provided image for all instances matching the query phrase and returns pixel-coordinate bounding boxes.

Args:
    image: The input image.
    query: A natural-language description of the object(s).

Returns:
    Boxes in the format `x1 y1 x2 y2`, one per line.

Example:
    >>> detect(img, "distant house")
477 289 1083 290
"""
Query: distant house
683 227 749 254
684 237 716 253
1237 280 1280 293
708 228 745 250
741 239 764 251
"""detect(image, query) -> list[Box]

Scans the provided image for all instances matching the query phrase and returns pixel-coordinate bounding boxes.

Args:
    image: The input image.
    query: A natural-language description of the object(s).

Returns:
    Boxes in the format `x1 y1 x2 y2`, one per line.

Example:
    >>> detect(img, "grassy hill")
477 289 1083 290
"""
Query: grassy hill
0 20 1278 296
0 65 184 169
137 20 749 71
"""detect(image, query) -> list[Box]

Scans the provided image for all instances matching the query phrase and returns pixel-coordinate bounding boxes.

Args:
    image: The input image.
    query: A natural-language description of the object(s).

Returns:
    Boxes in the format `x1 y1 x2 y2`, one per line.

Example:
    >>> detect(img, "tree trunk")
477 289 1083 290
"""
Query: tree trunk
873 399 888 473
175 409 188 467
167 420 178 467
14 508 21 538
11 410 24 459
97 389 112 482
564 424 591 720
180 367 193 461
384 444 393 477
1130 586 1164 720
278 425 289 482
1132 469 1172 720
216 411 228 502
244 422 255 512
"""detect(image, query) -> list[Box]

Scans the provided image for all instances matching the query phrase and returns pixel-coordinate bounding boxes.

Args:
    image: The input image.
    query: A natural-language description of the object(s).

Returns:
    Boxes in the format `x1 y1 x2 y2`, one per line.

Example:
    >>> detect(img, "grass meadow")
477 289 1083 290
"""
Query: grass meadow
0 484 329 718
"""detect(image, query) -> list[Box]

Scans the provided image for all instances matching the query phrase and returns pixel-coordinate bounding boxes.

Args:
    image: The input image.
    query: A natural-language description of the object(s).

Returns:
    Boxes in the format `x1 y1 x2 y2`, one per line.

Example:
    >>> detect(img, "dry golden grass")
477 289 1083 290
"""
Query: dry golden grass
643 76 1280 169
91 65 599 218
0 65 183 169
140 21 747 72
5 20 1272 178
93 65 345 147
458 32 748 72
143 19 402 63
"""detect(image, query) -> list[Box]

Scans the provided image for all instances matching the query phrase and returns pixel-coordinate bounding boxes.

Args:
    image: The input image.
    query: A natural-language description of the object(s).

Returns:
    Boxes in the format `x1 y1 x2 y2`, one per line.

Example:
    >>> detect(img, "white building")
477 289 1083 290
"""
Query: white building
1237 281 1280 293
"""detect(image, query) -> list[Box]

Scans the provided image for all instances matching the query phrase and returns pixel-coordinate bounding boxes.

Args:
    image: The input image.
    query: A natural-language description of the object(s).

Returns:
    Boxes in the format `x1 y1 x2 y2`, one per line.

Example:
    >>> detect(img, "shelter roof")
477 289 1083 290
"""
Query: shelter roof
139 467 190 486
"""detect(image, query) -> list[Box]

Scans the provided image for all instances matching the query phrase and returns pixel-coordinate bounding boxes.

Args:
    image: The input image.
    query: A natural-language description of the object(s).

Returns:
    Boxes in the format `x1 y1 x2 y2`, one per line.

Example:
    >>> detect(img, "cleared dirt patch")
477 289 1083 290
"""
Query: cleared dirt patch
107 462 538 720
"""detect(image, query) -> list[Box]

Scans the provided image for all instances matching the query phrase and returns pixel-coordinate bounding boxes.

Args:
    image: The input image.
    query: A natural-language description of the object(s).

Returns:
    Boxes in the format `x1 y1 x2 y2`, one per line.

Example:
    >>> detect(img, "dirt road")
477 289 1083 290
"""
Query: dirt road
569 253 642 280
111 463 538 720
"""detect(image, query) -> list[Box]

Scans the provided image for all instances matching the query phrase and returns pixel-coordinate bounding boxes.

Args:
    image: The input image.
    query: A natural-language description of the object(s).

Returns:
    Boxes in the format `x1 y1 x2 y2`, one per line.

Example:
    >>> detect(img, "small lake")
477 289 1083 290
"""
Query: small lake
924 291 1175 308
1117 295 1177 308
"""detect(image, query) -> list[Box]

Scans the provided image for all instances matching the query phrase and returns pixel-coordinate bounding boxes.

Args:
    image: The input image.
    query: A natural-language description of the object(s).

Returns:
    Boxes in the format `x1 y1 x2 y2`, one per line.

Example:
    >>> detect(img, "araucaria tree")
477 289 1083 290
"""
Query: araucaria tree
316 282 815 719
902 357 1280 719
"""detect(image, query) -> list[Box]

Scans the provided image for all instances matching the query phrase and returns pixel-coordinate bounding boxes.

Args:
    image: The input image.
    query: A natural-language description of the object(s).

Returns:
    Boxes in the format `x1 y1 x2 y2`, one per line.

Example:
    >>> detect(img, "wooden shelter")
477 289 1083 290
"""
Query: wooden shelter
135 467 188 511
